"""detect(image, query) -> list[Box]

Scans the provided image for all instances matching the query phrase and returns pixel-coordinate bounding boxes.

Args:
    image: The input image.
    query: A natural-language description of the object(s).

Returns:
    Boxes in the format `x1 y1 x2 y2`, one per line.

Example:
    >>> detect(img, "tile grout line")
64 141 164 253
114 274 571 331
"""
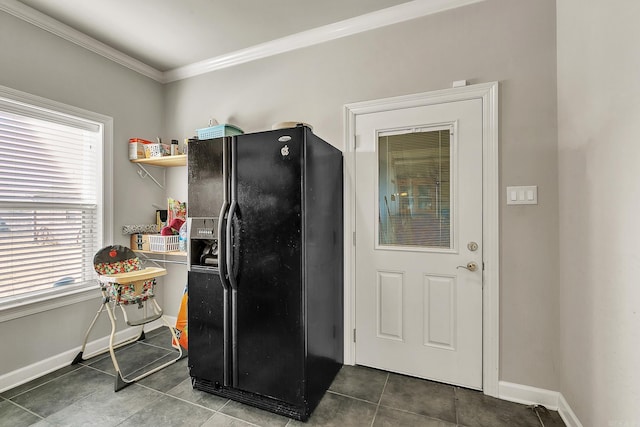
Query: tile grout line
2 364 84 400
124 352 177 379
205 399 264 427
326 389 380 406
83 361 117 377
115 391 167 427
364 372 465 426
146 389 264 427
369 372 390 427
377 401 460 424
454 386 459 426
2 394 46 422
115 390 303 427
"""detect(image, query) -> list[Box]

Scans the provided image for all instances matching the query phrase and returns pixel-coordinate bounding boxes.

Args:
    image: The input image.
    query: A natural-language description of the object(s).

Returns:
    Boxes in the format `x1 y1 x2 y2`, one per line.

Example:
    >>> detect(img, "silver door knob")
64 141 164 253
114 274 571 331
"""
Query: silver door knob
457 262 478 272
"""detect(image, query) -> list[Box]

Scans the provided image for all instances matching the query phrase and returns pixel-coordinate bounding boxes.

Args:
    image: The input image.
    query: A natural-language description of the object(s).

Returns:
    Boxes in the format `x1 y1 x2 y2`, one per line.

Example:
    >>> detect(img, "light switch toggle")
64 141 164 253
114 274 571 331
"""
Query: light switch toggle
506 186 538 205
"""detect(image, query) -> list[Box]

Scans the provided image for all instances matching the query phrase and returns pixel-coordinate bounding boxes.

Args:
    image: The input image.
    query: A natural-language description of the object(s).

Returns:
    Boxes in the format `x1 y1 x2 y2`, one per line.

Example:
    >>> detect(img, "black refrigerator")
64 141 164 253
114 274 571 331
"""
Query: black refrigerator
187 126 343 421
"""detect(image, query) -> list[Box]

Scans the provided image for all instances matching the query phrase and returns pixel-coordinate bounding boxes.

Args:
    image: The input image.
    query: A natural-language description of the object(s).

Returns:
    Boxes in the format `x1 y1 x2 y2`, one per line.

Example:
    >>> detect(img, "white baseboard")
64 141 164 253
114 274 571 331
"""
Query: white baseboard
498 381 583 427
0 318 170 394
558 393 584 427
498 380 560 410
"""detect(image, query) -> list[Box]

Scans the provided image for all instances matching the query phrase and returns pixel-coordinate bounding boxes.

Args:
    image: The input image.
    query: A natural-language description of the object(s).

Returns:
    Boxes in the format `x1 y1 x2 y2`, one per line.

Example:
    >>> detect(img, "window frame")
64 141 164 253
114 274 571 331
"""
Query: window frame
0 85 113 322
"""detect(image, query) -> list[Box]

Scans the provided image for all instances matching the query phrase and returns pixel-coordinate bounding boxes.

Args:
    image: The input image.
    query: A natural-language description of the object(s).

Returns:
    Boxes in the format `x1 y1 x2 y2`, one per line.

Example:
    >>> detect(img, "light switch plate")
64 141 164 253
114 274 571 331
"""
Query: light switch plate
506 185 538 205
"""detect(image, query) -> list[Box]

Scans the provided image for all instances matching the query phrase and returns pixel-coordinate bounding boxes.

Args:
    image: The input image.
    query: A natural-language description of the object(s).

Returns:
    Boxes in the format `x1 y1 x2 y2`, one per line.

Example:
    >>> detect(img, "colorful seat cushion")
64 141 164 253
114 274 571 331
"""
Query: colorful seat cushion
93 245 156 305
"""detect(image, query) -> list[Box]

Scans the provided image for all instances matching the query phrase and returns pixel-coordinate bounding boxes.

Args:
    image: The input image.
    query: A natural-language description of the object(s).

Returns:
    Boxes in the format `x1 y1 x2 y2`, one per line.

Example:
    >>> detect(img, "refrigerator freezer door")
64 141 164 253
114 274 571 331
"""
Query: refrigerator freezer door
188 270 229 386
230 129 305 404
187 138 227 219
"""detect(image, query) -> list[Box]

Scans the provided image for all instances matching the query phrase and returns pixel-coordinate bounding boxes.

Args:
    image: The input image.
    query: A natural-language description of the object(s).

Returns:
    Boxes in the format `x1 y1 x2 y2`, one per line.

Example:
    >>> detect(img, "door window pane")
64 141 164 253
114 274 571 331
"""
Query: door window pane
378 129 451 248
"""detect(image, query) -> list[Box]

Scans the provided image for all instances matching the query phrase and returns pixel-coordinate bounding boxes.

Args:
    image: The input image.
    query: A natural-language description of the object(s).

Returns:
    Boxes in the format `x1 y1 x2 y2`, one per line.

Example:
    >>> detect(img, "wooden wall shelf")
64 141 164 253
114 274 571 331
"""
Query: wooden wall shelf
130 155 186 167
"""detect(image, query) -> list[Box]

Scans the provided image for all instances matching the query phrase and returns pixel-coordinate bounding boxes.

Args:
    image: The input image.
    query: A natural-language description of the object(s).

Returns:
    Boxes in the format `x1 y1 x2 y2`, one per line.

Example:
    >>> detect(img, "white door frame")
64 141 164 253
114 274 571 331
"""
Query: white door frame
343 81 499 397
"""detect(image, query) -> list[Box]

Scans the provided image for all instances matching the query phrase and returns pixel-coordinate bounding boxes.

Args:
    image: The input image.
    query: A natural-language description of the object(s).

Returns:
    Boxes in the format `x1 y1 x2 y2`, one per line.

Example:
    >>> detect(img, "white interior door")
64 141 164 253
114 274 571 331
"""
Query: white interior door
354 98 483 389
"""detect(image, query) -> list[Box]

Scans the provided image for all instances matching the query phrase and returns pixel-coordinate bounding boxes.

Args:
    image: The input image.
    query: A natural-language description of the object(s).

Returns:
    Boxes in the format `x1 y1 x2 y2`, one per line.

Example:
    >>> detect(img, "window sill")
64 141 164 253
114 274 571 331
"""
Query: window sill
0 285 100 323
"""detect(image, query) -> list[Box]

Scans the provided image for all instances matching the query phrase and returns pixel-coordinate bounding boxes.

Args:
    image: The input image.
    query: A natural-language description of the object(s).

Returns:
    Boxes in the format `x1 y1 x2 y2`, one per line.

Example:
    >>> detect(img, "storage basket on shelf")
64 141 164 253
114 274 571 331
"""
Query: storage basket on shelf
196 124 244 140
148 235 179 252
143 143 163 158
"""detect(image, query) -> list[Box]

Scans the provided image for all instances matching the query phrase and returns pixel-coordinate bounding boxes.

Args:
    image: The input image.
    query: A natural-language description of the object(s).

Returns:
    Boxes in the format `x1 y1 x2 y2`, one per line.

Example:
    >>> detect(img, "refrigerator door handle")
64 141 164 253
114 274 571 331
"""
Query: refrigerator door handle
226 200 238 290
219 136 231 286
227 200 239 386
217 201 232 387
217 202 230 287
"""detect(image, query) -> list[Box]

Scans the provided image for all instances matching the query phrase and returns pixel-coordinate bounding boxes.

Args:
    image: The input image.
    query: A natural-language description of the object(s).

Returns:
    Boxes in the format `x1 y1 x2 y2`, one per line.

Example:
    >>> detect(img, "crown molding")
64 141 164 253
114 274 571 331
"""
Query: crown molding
0 0 164 82
163 0 485 83
1 0 484 84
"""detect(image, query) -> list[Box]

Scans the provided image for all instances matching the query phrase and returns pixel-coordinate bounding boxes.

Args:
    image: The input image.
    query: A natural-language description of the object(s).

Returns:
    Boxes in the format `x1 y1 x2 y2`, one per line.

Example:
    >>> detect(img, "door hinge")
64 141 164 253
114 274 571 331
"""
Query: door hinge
353 328 356 343
352 231 356 246
354 134 360 149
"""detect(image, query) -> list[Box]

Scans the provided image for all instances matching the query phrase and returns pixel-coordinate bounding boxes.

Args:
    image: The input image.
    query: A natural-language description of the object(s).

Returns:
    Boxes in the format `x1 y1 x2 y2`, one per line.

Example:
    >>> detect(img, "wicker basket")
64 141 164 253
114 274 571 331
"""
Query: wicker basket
148 235 179 252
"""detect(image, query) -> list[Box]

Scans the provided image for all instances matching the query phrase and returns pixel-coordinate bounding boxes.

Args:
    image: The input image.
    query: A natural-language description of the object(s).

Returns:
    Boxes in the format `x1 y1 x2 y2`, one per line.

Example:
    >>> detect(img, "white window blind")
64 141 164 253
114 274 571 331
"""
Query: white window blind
0 97 103 302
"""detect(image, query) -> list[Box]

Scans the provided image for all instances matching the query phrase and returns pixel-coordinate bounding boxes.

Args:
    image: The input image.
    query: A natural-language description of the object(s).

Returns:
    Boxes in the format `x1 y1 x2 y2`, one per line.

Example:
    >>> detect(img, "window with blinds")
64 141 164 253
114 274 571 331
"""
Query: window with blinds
0 95 104 302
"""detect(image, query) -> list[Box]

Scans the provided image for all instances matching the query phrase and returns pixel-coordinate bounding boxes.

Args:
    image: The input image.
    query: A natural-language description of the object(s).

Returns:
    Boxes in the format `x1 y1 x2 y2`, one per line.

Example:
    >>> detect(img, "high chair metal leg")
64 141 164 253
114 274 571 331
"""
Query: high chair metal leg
71 293 145 365
104 295 183 392
71 301 105 365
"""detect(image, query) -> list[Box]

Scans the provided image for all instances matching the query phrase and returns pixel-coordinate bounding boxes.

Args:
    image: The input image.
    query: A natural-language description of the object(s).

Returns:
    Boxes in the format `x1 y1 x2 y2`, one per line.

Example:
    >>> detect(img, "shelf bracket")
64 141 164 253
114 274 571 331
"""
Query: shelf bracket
135 164 165 189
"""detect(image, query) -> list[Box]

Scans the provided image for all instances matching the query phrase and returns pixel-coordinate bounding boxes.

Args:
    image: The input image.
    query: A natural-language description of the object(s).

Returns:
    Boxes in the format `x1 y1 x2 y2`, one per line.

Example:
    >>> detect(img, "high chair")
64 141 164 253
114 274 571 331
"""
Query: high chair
71 245 183 391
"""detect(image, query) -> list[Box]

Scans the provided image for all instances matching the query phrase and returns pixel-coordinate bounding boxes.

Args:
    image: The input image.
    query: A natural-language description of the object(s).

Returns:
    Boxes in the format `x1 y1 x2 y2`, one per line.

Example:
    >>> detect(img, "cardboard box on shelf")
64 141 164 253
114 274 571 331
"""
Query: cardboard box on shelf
130 233 153 252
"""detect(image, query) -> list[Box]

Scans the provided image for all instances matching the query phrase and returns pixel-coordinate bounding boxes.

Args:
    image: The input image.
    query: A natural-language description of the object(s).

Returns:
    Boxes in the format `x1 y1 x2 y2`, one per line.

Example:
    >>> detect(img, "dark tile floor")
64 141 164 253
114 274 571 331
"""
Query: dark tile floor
0 328 565 427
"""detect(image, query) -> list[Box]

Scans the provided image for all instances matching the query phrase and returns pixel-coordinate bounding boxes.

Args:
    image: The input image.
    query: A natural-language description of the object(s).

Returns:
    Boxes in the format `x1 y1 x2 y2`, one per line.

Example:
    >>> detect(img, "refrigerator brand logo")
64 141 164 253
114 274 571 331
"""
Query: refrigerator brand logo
278 135 291 142
281 145 290 157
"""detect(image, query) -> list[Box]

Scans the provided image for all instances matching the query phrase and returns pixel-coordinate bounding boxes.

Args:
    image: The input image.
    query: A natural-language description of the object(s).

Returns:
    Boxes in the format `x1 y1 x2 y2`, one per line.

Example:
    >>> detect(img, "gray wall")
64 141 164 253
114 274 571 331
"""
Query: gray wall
164 0 559 390
0 11 166 376
557 1 640 425
0 0 565 403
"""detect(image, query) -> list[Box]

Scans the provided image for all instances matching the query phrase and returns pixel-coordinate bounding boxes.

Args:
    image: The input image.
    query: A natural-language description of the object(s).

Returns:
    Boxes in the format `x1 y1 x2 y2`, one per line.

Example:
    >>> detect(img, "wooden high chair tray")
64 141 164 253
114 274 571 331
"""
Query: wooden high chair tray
98 267 167 284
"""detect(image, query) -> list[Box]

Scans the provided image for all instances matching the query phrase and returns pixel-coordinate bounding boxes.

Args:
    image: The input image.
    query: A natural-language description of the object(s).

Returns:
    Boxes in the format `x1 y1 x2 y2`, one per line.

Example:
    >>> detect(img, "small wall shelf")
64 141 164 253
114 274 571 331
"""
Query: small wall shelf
131 155 186 167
